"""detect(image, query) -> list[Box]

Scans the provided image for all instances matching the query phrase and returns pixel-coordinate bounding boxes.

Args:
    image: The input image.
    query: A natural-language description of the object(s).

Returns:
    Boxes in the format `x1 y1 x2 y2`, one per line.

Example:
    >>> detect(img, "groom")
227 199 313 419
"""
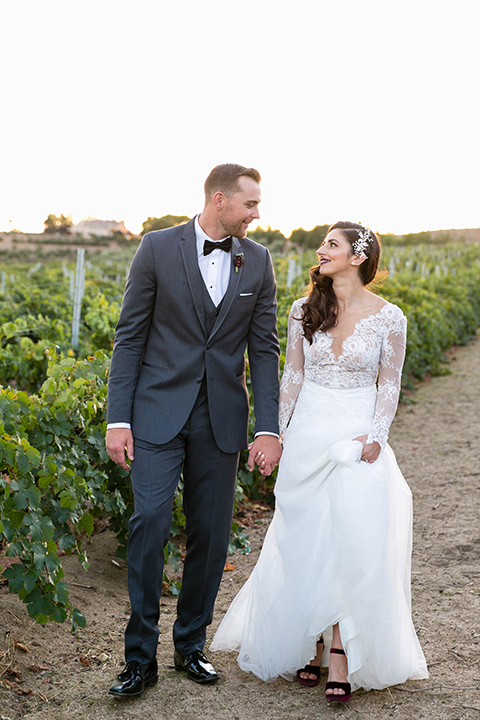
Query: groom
106 163 282 697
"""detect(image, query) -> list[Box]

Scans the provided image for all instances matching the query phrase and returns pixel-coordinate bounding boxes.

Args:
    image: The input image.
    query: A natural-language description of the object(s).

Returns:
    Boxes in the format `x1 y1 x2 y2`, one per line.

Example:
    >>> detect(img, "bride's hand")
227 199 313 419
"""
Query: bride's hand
354 435 381 464
247 436 282 476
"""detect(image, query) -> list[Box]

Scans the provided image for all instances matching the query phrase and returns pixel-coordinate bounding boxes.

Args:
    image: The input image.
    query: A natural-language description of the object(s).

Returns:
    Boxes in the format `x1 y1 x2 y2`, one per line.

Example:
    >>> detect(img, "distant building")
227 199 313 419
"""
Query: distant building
70 218 131 238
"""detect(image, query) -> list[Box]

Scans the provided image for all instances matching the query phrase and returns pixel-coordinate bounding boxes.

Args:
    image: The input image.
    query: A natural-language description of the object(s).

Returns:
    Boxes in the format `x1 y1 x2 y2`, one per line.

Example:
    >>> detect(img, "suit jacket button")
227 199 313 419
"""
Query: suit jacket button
196 377 202 383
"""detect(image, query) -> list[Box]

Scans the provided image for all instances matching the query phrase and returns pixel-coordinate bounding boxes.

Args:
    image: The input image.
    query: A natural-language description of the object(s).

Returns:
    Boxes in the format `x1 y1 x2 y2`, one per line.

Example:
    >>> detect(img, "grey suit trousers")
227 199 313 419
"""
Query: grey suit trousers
124 382 239 663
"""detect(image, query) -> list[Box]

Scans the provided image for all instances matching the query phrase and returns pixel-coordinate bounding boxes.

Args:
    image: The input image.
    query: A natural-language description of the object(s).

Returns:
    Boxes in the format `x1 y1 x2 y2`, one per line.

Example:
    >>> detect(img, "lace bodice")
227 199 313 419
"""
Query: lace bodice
279 297 407 448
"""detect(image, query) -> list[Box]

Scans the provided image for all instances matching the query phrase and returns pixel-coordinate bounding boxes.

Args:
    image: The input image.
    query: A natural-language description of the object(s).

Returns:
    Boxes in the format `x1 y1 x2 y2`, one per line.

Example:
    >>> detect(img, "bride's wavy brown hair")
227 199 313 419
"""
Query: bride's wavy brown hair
301 221 382 344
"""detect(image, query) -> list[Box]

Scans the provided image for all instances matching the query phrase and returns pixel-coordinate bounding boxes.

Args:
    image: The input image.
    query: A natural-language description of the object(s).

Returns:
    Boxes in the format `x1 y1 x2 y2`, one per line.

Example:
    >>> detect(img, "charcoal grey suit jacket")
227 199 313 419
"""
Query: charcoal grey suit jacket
107 218 280 453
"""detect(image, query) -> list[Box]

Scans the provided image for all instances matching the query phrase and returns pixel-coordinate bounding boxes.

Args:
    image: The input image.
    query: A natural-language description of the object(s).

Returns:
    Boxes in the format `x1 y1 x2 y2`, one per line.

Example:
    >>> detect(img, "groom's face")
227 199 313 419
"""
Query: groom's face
219 177 261 238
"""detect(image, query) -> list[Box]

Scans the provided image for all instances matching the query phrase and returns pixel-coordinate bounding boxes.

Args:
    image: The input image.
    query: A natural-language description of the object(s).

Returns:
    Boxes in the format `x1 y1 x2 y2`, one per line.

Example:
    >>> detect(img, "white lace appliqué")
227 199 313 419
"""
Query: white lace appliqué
279 298 407 448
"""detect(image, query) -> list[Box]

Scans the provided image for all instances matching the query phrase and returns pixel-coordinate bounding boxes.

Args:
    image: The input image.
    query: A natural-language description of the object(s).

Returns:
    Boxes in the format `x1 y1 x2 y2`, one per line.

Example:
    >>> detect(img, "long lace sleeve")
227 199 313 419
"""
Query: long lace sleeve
367 308 407 449
279 300 305 435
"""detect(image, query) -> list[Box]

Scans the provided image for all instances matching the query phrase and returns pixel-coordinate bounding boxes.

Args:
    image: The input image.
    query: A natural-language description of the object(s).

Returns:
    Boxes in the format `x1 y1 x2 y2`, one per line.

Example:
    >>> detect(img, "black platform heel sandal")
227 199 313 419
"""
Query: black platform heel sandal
296 637 324 687
325 648 351 703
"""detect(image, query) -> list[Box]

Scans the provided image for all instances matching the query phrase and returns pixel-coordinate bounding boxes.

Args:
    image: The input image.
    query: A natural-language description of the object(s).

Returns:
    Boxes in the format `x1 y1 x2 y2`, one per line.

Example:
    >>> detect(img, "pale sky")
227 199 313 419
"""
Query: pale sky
1 0 478 237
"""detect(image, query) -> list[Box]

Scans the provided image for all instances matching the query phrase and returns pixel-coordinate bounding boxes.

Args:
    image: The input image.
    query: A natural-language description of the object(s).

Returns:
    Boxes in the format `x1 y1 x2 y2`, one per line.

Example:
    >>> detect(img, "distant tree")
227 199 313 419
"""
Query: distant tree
289 224 330 250
248 226 287 249
141 214 190 234
43 213 73 234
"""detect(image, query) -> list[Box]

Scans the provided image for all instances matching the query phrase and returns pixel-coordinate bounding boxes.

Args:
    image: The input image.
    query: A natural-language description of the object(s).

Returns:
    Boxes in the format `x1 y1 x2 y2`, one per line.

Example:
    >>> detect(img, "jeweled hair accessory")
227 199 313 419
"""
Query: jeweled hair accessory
352 225 373 258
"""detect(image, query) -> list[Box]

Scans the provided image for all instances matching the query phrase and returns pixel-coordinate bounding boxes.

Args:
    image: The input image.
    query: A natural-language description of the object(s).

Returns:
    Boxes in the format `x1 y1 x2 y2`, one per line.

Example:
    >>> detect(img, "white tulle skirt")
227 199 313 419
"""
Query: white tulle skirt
211 381 428 691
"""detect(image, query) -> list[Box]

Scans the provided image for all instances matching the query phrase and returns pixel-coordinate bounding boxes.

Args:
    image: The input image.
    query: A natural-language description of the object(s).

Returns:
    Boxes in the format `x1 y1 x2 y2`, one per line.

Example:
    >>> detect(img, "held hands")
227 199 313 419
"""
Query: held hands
247 435 283 476
106 428 134 471
354 434 381 464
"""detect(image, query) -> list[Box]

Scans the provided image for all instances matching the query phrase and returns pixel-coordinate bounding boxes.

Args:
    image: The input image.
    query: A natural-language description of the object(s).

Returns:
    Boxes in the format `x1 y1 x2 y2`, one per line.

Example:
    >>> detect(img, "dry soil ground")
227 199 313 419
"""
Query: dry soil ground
1 336 479 720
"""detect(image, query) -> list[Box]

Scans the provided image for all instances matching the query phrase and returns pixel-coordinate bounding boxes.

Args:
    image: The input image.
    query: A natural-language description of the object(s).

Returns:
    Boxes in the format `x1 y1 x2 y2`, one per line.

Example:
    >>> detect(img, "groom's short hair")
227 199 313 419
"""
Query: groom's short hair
204 164 261 201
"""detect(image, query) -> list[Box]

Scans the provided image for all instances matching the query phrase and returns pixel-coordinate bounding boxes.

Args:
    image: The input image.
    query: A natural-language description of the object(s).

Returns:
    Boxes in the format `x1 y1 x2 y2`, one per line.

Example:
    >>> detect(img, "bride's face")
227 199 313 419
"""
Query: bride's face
316 230 354 275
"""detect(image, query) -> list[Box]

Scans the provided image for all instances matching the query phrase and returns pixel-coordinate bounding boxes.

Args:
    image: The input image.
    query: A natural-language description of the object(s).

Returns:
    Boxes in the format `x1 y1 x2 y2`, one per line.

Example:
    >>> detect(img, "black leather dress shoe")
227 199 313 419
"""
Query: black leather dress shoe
174 650 219 684
109 659 158 697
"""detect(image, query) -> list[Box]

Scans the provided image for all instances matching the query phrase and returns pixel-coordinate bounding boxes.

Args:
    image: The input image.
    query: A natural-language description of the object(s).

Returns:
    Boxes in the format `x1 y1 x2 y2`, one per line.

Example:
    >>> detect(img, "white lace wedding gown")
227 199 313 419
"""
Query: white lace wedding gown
211 298 428 691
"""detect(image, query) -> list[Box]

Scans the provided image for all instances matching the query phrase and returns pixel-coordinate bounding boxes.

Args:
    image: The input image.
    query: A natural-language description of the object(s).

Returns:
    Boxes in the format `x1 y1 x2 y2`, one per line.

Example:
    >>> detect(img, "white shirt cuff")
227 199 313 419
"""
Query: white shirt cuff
254 431 279 438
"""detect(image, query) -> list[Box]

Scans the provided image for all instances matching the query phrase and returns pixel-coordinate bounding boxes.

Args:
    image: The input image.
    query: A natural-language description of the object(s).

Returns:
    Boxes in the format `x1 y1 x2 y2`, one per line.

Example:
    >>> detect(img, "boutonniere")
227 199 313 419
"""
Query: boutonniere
234 252 245 273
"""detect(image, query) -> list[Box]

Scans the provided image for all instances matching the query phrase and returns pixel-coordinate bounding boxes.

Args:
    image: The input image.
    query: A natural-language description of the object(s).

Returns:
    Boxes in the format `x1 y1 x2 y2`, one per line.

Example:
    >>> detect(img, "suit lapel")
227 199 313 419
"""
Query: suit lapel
179 220 207 334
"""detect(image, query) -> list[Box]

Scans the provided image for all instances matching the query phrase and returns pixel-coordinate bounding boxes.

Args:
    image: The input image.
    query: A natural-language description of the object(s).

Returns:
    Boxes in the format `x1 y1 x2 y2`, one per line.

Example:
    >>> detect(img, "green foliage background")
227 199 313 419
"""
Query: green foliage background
1 238 480 627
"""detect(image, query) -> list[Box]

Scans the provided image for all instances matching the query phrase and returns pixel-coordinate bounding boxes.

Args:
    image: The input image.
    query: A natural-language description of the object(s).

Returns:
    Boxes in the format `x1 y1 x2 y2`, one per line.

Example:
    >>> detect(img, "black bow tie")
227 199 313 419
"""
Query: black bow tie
203 237 232 256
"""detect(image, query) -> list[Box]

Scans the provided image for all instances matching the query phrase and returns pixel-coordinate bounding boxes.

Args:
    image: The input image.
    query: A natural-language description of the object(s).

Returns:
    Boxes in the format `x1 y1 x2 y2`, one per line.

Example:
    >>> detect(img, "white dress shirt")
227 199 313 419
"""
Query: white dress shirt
195 215 231 306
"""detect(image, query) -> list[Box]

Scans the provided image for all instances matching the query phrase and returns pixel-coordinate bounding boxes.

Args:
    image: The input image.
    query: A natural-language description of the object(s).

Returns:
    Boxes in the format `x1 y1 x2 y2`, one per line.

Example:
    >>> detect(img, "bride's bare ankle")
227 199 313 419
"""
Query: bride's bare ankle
300 641 323 674
327 648 348 685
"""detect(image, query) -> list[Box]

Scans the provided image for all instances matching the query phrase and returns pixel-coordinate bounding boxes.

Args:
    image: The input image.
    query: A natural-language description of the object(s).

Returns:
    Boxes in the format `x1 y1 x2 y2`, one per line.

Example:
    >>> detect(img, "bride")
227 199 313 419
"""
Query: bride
211 221 428 703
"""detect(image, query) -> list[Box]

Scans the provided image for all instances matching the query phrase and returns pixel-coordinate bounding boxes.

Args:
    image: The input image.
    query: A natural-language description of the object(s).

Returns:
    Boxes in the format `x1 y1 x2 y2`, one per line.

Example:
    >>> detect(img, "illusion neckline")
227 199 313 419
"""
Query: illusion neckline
322 301 390 361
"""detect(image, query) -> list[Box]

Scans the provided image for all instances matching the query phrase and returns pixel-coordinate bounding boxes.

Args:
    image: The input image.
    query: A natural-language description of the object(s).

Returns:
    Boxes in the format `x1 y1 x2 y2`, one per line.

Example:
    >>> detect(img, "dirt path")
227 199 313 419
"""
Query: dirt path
1 336 480 720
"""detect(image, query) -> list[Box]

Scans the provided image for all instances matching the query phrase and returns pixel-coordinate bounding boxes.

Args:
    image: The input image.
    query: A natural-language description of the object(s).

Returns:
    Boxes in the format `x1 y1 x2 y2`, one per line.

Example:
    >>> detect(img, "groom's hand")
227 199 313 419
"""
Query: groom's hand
106 428 134 471
248 435 282 476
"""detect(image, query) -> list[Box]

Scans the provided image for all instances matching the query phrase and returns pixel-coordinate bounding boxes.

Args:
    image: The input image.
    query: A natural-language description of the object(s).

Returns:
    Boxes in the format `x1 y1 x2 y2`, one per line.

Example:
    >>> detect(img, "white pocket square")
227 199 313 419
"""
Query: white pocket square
239 292 253 297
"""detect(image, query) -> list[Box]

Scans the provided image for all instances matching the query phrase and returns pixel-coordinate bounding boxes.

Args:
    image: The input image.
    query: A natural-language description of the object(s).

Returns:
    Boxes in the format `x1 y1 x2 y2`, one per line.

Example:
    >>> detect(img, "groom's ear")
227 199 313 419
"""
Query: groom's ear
213 191 225 211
